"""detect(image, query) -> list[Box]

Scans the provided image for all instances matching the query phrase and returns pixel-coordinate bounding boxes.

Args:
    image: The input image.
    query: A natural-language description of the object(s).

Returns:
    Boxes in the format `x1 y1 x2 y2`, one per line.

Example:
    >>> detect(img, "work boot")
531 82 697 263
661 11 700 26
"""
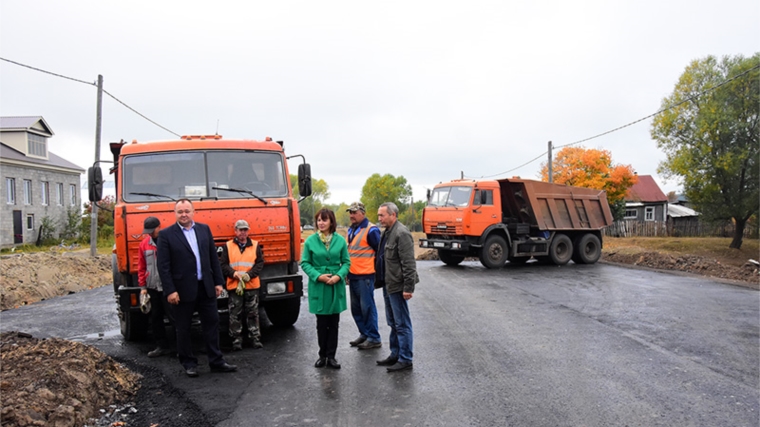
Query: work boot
349 336 367 347
251 339 263 349
232 338 243 351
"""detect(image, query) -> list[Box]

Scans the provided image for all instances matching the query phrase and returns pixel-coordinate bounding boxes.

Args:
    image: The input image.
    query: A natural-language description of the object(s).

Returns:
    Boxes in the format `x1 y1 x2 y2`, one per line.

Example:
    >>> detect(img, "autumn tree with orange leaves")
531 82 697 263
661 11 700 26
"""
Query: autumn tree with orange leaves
539 147 638 220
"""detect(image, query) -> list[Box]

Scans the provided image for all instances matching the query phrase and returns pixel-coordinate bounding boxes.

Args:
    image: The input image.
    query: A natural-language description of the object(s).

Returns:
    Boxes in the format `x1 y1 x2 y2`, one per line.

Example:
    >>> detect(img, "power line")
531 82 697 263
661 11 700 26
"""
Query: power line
469 62 760 179
0 57 180 137
102 89 180 137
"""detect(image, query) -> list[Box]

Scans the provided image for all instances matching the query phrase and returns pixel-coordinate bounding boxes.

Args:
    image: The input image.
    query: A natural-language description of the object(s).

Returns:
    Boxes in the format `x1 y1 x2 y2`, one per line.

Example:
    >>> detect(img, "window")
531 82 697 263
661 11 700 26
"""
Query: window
28 133 47 157
26 214 34 231
41 182 49 205
645 206 655 221
23 180 32 205
6 178 15 204
473 189 494 205
56 183 64 206
69 184 77 206
427 186 473 207
624 209 637 219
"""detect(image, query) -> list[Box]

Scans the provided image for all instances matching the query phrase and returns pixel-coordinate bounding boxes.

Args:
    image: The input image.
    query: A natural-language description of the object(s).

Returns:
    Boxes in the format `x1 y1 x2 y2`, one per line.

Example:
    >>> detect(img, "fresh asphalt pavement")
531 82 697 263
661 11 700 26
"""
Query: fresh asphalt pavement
1 260 758 426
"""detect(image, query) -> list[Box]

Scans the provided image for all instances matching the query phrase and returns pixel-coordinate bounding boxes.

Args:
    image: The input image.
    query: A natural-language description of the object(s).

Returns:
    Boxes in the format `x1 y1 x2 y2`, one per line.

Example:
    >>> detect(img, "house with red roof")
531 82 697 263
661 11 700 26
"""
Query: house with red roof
624 174 668 223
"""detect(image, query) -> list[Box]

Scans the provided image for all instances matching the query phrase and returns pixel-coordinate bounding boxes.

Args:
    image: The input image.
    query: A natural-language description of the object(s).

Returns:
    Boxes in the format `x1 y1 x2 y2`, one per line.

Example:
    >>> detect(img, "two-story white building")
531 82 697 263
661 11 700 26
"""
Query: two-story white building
1 116 84 248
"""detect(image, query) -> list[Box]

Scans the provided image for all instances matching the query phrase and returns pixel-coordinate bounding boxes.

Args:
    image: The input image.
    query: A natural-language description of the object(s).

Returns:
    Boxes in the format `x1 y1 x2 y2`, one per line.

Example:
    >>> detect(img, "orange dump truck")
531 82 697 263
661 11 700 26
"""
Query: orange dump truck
88 135 311 340
419 178 613 268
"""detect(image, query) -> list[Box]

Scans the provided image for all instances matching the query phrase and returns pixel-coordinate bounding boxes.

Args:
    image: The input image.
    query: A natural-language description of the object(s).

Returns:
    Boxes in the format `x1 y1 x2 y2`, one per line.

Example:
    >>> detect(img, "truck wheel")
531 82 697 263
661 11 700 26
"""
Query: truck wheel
112 254 122 294
549 234 573 265
120 307 148 341
572 234 601 264
479 235 508 269
264 298 301 327
438 250 465 266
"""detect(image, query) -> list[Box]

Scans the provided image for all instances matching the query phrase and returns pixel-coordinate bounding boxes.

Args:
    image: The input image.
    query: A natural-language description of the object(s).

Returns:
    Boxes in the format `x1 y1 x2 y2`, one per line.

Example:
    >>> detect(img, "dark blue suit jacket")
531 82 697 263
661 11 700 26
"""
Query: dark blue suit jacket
157 222 224 302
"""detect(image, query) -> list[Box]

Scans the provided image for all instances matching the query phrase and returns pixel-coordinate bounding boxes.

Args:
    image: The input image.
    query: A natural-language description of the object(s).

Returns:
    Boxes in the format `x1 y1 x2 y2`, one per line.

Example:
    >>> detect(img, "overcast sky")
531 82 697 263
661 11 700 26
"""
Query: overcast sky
1 1 757 205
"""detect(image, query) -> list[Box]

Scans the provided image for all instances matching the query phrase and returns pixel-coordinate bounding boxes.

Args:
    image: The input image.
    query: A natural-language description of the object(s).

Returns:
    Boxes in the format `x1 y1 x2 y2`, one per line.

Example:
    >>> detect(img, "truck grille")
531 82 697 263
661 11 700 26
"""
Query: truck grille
425 224 461 235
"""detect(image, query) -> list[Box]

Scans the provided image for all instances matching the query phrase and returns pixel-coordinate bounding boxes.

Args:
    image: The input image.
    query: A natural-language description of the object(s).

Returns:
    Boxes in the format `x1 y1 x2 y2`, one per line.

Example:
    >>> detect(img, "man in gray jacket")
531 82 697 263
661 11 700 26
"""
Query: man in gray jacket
375 202 419 372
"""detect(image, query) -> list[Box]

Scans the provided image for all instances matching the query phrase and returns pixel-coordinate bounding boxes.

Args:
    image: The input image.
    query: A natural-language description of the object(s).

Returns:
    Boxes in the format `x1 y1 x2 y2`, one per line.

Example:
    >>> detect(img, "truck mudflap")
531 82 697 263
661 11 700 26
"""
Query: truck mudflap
419 238 473 252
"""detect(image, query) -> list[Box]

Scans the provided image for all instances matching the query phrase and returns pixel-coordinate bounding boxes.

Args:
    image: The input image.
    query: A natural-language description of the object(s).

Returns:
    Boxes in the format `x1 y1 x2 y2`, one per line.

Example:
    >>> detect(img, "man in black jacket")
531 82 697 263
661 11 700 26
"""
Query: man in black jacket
157 199 237 377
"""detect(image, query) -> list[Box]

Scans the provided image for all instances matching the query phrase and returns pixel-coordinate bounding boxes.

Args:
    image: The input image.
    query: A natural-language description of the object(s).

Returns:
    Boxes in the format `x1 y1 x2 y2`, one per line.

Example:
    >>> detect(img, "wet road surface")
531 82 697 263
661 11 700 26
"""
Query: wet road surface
2 261 758 426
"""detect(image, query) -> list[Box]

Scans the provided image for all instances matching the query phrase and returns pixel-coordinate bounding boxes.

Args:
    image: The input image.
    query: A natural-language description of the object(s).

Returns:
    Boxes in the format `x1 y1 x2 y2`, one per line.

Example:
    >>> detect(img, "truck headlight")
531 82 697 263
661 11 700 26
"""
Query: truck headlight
421 241 428 248
268 282 286 295
452 242 461 249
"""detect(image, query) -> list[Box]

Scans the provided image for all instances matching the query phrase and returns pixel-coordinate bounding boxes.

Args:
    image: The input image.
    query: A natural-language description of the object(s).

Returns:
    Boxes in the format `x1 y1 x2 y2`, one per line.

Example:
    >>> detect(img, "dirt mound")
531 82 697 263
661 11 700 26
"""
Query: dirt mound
0 251 111 310
603 251 759 286
0 331 140 427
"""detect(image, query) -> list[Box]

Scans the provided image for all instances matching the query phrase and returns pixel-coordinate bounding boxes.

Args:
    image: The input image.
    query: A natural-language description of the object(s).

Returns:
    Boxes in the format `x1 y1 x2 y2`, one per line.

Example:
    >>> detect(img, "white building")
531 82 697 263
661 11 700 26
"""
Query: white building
1 116 84 248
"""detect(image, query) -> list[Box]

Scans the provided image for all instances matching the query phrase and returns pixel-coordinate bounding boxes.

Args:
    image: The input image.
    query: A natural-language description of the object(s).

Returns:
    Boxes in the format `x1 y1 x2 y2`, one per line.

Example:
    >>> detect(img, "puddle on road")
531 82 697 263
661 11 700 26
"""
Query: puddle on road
68 329 122 342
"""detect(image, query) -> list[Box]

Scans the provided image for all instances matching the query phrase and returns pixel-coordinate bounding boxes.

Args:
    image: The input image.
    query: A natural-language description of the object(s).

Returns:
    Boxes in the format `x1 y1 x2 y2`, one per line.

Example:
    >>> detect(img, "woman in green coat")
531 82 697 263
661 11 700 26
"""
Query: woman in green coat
300 208 350 369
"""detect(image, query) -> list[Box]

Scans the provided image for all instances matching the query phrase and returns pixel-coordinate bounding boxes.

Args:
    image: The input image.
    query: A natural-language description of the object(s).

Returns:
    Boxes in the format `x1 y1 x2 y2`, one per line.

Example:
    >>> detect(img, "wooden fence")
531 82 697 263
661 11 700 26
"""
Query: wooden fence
604 219 757 238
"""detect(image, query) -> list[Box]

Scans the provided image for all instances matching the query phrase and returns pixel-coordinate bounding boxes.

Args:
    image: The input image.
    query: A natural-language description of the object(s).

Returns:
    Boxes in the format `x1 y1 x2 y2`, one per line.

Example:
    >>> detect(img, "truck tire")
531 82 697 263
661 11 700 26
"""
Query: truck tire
264 298 301 327
112 254 122 294
120 307 148 341
479 235 508 269
549 234 573 265
572 233 601 264
438 249 465 266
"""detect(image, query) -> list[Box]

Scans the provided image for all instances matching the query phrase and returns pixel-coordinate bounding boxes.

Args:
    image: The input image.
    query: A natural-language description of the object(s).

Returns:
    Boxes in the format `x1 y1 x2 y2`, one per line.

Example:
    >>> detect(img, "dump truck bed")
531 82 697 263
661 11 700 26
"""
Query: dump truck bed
499 179 613 231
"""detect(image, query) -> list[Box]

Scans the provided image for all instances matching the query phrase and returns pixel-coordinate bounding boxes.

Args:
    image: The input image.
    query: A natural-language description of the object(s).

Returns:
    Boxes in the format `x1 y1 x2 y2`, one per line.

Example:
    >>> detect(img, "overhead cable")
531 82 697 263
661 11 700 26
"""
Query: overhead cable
470 62 760 179
0 57 180 137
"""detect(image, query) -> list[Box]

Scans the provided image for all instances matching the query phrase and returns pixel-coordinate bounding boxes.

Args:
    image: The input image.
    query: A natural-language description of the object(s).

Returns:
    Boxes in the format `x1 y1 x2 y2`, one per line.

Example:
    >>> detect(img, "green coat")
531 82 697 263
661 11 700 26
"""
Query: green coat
300 233 350 315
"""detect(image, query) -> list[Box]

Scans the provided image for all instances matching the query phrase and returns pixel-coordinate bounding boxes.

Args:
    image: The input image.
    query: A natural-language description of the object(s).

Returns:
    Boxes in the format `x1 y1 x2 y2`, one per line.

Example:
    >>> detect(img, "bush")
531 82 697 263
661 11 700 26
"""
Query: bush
37 216 57 245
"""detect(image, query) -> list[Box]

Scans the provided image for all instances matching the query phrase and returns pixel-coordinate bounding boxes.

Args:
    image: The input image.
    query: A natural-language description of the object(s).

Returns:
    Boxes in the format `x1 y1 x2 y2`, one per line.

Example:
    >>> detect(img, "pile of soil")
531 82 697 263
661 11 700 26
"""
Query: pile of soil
0 251 111 310
602 251 759 287
0 331 140 427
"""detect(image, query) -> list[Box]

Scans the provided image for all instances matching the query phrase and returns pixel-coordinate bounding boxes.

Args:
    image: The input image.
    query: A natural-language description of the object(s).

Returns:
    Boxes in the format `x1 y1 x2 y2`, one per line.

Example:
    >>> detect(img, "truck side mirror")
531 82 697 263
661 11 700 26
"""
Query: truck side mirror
298 163 312 198
426 189 431 202
481 191 488 204
88 166 103 202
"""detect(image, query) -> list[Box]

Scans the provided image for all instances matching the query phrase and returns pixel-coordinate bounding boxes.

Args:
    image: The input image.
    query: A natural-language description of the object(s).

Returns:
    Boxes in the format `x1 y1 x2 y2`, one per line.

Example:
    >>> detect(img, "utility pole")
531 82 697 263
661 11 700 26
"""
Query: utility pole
547 140 553 183
90 75 103 257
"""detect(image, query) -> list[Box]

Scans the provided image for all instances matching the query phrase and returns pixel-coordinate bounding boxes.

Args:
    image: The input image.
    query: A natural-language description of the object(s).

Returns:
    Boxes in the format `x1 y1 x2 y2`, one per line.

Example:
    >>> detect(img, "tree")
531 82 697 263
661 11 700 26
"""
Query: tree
651 54 759 249
539 146 638 220
290 175 330 226
399 199 426 231
360 174 413 222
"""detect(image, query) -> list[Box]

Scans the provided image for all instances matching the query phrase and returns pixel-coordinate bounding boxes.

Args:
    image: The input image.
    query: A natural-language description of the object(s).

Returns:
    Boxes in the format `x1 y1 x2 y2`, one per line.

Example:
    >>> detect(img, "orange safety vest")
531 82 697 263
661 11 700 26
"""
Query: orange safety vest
225 240 261 290
348 223 376 275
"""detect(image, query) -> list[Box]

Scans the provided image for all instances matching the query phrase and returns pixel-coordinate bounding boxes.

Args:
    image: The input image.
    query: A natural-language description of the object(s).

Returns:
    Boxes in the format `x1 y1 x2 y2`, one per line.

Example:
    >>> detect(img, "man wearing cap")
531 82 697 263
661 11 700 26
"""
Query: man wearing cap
138 217 172 358
219 219 265 351
345 202 383 350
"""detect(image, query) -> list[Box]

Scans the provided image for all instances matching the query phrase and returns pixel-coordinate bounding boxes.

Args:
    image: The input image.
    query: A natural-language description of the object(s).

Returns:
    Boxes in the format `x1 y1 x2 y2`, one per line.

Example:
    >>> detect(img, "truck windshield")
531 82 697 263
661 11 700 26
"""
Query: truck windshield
428 186 472 207
122 151 288 202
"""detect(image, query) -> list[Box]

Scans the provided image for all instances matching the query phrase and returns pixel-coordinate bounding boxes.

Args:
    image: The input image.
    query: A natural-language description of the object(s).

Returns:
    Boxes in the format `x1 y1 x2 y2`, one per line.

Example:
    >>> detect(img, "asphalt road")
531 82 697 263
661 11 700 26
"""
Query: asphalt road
1 261 758 426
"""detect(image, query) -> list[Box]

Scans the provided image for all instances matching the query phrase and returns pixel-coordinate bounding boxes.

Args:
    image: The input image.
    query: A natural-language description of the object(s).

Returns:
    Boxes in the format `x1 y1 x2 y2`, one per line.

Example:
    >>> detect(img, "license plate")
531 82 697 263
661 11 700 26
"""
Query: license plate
433 242 445 248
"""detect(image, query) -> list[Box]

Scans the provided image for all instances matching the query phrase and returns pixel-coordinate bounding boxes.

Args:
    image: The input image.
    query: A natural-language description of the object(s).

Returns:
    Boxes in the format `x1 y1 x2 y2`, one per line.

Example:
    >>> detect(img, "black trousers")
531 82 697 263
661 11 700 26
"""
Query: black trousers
147 288 172 347
316 314 340 359
172 281 225 369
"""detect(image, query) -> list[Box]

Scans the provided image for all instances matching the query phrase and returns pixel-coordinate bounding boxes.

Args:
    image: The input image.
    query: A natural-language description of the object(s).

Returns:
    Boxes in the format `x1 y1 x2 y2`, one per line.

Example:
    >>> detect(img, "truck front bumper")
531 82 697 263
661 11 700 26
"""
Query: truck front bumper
419 238 472 252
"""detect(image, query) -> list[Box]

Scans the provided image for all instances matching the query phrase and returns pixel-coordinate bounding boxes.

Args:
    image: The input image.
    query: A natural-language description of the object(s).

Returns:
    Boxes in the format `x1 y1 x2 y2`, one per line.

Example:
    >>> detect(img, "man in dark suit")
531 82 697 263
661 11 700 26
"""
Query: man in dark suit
157 199 237 377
